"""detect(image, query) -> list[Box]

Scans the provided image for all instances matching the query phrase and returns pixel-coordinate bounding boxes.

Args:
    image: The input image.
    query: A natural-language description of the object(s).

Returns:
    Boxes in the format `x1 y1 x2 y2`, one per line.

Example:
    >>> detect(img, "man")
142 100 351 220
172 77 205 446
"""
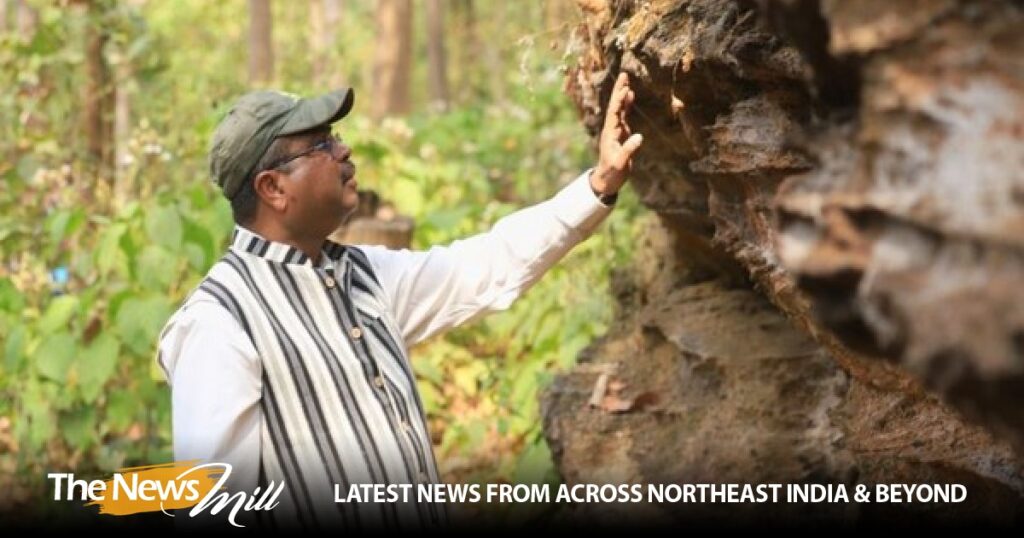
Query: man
156 73 642 530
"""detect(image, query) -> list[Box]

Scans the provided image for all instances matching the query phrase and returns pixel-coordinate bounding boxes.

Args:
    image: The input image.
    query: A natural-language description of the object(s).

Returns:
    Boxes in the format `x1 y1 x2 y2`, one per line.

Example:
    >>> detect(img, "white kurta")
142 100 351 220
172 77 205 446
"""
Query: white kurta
156 169 613 529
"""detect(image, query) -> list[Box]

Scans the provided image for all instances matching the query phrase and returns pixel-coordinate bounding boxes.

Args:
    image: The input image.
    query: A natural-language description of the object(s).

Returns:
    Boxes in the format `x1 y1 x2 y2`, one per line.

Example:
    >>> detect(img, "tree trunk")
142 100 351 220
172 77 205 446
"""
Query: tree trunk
424 0 449 111
309 0 326 87
323 0 343 88
324 0 341 29
113 49 132 205
452 0 477 104
12 0 47 150
309 0 343 89
248 0 274 85
82 1 113 174
15 0 35 41
371 0 412 120
548 0 1024 525
483 2 505 103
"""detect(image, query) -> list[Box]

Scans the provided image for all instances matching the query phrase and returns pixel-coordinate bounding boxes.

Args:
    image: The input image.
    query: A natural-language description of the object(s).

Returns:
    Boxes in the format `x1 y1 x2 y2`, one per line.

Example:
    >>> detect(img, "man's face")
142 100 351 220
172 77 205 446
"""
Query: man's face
275 128 359 238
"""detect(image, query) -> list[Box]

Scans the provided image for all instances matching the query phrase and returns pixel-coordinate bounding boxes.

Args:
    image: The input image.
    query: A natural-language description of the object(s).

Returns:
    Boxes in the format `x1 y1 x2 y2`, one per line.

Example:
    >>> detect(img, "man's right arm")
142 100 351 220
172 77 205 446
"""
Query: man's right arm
156 300 262 497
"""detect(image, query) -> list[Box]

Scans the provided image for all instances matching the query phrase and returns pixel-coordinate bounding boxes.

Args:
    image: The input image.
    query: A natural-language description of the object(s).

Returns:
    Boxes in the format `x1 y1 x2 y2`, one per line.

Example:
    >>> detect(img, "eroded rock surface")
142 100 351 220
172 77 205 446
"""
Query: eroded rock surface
544 0 1024 523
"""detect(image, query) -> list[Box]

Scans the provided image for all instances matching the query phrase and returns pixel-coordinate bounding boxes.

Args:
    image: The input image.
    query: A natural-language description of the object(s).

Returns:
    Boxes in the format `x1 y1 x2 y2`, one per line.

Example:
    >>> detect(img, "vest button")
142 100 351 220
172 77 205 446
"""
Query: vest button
374 376 385 388
324 276 337 288
350 327 362 339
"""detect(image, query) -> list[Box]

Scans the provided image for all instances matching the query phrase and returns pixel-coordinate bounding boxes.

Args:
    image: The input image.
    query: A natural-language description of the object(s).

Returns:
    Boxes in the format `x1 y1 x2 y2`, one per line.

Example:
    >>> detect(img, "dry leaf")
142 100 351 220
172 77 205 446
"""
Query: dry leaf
588 373 610 408
600 394 635 413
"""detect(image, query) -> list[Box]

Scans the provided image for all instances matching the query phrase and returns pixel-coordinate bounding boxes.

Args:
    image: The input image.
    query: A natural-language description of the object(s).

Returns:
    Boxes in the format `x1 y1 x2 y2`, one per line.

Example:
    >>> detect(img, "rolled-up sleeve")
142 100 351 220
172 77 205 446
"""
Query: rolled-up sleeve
358 168 613 346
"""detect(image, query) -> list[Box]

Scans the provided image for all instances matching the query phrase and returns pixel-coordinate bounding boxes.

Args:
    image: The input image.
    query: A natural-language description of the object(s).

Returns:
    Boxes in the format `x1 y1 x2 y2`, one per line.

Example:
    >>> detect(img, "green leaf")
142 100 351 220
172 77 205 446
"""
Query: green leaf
71 246 98 285
60 406 97 451
413 353 445 386
183 216 216 264
115 294 173 356
210 200 234 240
106 389 136 431
0 278 25 313
417 382 443 414
392 178 424 216
75 286 101 318
77 333 121 404
510 363 541 404
534 311 560 349
423 206 471 231
145 204 183 251
518 389 539 422
119 224 141 261
512 441 554 485
21 379 55 451
107 288 134 321
117 201 140 220
95 445 127 472
66 208 87 237
96 223 128 276
45 209 72 246
187 183 211 209
150 355 168 382
38 295 79 333
3 324 27 374
35 332 77 383
506 416 533 438
54 383 80 411
135 245 176 289
453 365 480 397
439 425 464 454
182 242 206 272
558 333 590 369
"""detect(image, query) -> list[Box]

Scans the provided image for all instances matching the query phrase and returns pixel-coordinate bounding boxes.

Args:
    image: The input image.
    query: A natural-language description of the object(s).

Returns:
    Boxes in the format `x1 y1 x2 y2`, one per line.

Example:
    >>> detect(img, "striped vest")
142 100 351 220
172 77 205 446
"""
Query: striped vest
186 226 449 530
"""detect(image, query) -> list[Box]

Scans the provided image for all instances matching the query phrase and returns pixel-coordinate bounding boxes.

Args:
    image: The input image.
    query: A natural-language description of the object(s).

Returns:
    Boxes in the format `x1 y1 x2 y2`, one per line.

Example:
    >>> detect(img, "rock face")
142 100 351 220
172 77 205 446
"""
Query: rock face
544 0 1024 524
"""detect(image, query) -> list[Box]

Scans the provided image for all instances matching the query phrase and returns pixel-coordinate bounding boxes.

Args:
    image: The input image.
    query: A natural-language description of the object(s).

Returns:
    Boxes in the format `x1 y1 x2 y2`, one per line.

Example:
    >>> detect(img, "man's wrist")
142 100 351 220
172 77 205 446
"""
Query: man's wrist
589 167 619 206
590 184 619 206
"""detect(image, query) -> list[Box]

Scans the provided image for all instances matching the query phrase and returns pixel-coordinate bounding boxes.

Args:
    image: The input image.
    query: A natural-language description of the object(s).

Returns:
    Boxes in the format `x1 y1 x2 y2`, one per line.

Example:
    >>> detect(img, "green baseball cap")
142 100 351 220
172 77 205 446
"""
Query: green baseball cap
209 87 355 199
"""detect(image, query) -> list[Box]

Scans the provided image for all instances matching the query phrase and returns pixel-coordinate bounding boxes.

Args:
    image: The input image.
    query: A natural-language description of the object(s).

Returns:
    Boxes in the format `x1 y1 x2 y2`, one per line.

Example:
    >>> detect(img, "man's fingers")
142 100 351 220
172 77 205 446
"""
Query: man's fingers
603 74 642 170
619 102 632 136
620 133 644 160
612 72 629 96
619 111 631 139
613 88 636 141
604 73 631 130
605 91 625 130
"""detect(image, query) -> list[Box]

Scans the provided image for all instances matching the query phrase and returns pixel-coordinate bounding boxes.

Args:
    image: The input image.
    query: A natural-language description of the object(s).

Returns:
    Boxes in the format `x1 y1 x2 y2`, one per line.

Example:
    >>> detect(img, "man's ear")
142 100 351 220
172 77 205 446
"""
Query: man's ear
253 170 288 213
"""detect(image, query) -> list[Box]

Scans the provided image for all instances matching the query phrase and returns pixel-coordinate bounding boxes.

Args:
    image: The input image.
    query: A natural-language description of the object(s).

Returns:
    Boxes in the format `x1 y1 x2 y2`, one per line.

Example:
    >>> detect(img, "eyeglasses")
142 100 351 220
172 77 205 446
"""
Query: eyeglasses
264 136 340 171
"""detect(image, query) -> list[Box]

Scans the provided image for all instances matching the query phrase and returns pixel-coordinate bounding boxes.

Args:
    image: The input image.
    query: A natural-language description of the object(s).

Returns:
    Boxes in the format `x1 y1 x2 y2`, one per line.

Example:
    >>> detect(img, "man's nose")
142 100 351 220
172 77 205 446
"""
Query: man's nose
334 143 352 162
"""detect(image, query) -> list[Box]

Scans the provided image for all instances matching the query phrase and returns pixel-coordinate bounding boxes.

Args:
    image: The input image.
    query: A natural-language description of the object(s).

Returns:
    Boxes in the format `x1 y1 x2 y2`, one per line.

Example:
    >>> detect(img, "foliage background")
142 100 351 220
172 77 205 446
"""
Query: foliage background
0 0 642 523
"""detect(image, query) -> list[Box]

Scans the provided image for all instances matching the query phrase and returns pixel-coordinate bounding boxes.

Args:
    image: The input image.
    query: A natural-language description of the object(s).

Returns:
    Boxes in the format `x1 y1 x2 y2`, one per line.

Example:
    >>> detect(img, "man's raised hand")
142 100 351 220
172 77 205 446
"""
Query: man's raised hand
592 72 643 197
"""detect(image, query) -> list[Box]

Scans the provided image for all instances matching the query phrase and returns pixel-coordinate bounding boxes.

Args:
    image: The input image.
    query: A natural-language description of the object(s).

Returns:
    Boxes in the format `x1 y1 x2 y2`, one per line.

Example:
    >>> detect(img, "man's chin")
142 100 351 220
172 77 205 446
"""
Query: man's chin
339 202 359 222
